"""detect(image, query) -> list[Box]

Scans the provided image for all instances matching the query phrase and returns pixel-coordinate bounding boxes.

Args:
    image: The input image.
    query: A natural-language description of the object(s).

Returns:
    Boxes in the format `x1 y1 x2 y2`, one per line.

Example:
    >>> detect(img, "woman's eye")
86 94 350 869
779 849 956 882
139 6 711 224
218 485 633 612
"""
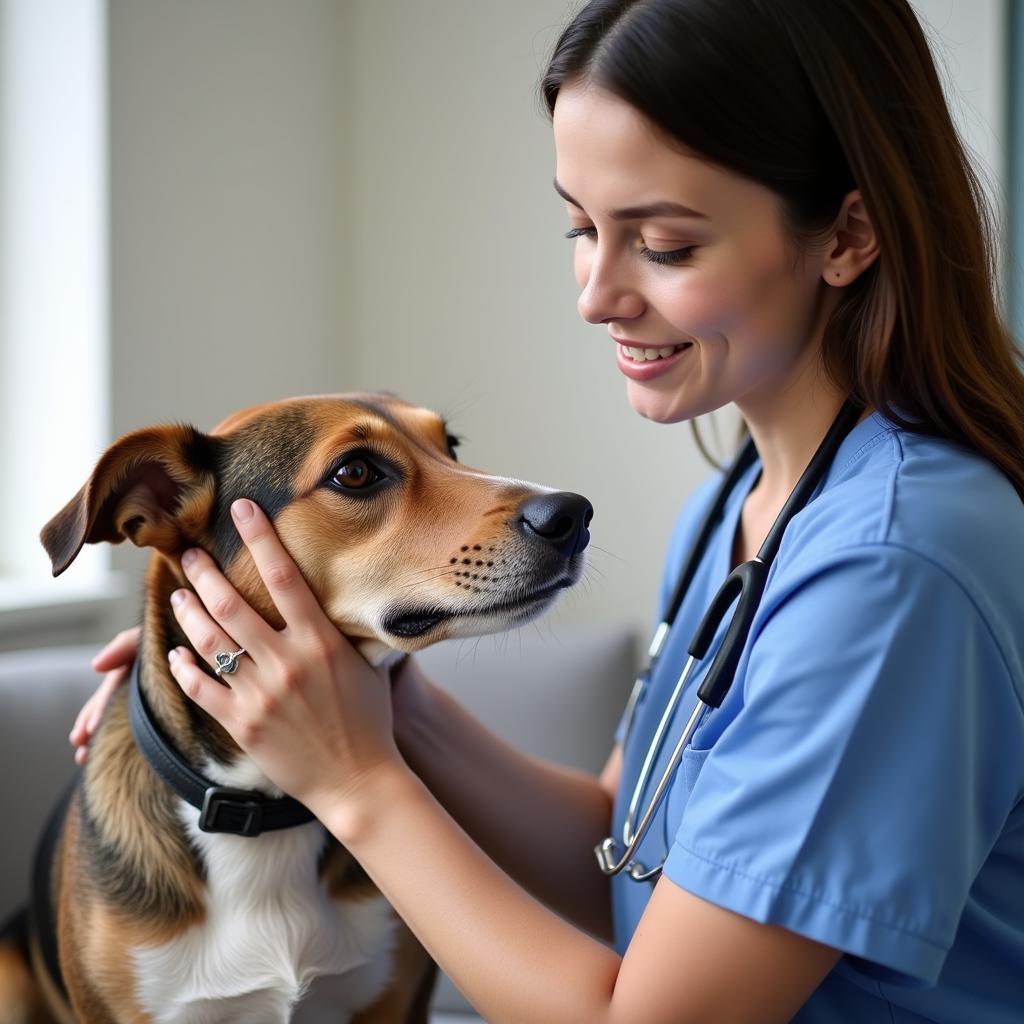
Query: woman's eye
331 457 385 491
563 227 694 266
638 243 695 266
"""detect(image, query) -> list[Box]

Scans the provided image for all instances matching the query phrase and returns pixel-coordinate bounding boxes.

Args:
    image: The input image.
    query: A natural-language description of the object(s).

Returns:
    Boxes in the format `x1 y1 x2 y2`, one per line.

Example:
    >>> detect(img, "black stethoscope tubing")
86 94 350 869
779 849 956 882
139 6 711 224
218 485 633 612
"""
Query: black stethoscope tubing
595 395 866 882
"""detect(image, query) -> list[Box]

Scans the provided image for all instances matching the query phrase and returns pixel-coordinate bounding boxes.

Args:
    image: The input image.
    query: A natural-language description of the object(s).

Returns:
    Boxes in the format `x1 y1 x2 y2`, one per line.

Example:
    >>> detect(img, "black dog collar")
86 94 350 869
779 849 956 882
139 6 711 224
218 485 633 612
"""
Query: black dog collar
128 656 316 837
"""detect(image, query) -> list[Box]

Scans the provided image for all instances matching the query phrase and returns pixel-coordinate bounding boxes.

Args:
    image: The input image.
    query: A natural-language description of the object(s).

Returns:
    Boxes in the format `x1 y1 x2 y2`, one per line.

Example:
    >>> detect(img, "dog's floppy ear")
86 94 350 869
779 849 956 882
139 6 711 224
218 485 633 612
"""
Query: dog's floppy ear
41 423 221 577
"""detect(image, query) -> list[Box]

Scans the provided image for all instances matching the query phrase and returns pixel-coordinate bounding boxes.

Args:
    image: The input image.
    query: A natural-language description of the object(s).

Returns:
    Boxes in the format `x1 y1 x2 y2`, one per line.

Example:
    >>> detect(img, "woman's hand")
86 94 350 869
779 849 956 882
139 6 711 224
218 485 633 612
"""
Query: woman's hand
166 498 406 817
70 626 140 764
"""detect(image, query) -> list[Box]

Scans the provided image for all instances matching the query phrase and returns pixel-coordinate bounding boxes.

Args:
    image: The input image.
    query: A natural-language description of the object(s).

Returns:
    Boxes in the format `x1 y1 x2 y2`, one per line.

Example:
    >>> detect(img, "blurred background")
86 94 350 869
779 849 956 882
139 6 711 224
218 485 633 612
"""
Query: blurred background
0 3 1018 1020
0 0 1017 650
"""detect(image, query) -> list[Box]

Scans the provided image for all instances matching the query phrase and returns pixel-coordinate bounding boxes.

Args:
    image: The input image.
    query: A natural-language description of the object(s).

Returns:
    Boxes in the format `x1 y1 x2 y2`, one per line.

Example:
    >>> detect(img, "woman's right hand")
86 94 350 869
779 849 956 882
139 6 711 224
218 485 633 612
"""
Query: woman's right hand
69 625 139 765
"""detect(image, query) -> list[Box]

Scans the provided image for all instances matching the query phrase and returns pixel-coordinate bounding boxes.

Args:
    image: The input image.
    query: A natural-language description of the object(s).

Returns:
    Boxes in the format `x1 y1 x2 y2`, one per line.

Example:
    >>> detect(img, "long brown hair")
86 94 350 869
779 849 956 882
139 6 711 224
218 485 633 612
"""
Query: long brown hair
539 0 1024 499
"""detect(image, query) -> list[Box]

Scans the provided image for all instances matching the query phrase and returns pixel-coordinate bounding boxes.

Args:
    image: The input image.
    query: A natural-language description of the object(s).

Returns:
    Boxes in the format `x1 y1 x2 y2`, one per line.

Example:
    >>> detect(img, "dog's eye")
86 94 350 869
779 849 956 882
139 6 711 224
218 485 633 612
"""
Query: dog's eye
331 457 385 491
446 433 462 461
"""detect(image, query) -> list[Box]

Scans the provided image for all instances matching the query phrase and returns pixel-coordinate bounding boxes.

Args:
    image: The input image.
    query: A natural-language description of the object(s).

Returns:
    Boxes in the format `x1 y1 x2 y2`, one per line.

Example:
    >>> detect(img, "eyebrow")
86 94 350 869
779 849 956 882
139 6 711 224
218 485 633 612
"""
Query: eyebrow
553 178 709 221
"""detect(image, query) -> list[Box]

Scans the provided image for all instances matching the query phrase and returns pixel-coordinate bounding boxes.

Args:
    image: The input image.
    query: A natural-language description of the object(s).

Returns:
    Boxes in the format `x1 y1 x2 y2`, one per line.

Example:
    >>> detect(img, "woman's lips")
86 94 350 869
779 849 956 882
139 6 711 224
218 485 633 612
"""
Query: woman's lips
614 341 694 381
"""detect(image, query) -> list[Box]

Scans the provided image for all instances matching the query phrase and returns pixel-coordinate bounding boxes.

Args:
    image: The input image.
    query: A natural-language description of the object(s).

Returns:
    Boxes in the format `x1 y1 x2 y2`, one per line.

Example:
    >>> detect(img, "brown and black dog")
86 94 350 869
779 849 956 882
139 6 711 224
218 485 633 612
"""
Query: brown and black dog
0 392 592 1023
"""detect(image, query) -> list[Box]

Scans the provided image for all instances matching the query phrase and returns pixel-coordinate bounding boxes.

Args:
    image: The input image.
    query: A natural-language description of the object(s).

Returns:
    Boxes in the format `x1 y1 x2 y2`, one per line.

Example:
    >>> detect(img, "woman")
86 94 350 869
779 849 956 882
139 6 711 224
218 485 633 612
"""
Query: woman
73 1 1024 1019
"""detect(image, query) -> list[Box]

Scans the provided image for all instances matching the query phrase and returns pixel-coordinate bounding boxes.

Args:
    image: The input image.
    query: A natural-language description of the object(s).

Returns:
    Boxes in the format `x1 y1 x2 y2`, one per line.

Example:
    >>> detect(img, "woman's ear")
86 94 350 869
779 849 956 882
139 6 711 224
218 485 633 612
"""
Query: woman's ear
40 424 221 576
823 189 880 285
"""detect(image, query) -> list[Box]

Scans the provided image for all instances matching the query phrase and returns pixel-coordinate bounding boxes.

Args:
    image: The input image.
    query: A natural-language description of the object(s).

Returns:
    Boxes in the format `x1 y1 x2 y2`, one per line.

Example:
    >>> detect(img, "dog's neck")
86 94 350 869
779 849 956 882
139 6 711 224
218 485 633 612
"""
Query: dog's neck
137 555 242 769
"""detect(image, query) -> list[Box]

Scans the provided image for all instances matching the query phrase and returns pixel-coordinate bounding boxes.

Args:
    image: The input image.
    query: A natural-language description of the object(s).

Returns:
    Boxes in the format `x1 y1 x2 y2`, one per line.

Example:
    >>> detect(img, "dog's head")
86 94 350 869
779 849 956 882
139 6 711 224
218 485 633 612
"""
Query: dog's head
41 393 592 663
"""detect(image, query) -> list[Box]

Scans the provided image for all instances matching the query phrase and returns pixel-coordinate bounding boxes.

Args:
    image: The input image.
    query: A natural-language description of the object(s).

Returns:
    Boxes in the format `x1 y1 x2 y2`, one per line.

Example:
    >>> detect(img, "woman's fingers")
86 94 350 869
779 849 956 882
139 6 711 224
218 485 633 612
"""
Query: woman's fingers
70 664 128 741
91 625 141 672
167 647 234 723
169 580 264 678
70 663 130 762
227 499 329 634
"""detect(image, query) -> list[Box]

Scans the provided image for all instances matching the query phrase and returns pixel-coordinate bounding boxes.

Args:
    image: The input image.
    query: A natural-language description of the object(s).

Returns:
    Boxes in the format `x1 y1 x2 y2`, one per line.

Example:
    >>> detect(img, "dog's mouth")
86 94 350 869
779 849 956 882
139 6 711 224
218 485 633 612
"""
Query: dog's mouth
382 577 574 639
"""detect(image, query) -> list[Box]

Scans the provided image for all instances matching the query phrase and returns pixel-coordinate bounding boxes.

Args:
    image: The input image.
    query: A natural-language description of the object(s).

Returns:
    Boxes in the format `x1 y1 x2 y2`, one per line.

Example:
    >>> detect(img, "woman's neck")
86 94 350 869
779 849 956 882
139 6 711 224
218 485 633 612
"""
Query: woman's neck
740 389 874 509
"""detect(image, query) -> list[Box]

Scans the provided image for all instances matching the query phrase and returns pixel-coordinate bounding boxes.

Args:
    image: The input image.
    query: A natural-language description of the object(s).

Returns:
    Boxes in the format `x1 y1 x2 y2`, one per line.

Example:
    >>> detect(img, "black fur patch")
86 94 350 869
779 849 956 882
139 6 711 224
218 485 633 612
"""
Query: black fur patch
207 405 317 565
0 905 29 950
347 397 403 433
180 424 222 477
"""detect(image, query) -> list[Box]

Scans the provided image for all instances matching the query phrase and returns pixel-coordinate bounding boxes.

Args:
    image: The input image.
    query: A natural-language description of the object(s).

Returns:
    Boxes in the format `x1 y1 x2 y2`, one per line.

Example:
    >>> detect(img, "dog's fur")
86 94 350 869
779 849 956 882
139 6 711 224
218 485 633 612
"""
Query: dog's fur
0 392 591 1023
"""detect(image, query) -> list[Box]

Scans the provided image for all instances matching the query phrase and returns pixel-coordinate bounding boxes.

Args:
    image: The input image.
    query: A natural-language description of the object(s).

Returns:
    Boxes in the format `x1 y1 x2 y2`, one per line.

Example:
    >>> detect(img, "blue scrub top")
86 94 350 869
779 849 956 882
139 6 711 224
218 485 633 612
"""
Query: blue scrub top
612 409 1024 1021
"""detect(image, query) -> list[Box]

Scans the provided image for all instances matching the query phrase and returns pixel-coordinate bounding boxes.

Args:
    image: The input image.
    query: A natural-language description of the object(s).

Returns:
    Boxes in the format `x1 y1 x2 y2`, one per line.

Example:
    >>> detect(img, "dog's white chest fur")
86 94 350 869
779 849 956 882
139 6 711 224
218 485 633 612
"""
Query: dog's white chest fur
130 760 398 1024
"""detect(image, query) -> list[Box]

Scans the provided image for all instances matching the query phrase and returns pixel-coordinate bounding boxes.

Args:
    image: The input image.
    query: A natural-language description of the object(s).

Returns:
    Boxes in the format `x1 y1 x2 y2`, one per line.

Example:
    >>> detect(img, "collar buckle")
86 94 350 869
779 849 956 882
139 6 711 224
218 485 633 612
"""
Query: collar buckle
199 786 265 836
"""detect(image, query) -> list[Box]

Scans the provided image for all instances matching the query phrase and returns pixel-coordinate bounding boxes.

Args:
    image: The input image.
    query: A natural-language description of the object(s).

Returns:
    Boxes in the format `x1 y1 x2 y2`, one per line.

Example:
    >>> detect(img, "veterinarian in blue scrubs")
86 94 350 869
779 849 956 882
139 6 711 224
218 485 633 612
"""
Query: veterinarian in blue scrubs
78 1 1024 1020
612 415 1024 1019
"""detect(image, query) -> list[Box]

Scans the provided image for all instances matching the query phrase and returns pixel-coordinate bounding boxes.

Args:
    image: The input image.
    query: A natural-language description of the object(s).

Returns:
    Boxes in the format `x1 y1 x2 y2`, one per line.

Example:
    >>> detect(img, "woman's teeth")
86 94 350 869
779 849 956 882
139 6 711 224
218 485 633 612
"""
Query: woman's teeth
623 343 690 362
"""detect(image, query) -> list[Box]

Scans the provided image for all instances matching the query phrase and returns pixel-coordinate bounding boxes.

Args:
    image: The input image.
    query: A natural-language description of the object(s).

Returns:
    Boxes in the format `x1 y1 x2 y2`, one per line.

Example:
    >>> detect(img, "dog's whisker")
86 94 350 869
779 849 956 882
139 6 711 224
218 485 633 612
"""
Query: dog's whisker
440 385 482 425
589 543 625 563
399 571 457 590
401 563 460 580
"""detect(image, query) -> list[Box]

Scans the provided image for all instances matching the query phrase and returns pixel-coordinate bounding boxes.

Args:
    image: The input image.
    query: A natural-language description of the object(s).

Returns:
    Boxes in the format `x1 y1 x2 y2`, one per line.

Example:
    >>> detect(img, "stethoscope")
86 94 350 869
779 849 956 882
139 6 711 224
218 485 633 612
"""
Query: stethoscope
595 395 866 883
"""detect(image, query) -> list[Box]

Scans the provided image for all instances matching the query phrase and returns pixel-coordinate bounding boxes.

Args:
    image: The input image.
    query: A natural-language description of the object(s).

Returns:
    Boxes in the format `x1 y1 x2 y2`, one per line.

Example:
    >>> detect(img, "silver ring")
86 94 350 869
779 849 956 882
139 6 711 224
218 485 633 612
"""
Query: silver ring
214 648 247 676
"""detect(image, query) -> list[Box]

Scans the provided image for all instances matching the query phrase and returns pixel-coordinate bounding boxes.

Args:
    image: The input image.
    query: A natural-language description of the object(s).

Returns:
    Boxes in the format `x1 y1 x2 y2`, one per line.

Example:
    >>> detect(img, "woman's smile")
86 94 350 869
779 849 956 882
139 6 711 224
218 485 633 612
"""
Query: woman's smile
614 340 695 381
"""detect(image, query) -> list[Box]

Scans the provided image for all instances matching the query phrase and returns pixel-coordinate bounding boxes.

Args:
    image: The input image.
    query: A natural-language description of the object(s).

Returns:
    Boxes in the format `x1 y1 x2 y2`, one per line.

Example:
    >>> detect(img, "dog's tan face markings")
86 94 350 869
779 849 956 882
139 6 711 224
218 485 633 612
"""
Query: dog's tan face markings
221 394 584 654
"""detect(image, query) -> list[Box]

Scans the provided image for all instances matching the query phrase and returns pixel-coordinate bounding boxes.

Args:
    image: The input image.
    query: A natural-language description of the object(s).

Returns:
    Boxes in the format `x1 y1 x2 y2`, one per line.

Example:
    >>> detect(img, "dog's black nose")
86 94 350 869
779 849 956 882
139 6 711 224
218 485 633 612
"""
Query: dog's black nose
516 492 593 558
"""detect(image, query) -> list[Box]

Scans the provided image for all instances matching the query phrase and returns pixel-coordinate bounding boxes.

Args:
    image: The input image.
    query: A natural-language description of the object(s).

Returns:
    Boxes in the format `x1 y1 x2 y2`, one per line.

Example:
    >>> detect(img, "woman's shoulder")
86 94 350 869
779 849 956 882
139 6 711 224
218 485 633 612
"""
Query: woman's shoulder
775 413 1024 657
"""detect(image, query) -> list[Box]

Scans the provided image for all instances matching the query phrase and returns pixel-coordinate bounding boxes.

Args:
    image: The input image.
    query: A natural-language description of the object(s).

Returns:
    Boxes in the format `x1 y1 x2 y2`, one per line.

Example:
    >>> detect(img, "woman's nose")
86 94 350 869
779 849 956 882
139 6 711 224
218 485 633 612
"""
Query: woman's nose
576 249 644 325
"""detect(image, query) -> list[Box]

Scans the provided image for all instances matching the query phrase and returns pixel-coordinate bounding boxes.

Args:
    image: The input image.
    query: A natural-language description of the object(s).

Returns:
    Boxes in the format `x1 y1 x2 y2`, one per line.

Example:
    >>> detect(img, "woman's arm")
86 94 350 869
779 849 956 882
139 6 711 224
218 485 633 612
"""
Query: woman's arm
319 760 840 1024
392 655 618 939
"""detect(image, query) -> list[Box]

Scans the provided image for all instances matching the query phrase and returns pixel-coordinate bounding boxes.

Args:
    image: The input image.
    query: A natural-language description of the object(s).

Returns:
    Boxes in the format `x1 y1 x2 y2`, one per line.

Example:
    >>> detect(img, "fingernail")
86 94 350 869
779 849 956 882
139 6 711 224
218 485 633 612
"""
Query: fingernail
170 589 186 607
181 548 198 568
168 647 179 661
232 499 254 523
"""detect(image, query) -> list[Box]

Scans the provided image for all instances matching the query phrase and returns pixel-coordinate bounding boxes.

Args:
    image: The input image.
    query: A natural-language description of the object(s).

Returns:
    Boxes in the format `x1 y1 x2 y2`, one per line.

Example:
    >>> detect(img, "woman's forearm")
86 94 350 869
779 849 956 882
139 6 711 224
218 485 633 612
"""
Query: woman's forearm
395 678 614 940
323 765 620 1024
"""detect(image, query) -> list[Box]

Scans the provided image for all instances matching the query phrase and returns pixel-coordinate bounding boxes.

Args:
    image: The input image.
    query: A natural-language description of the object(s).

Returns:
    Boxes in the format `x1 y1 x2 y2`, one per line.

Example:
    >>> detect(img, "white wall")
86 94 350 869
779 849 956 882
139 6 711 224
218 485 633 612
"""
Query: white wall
109 0 351 439
912 0 1009 289
90 0 1010 644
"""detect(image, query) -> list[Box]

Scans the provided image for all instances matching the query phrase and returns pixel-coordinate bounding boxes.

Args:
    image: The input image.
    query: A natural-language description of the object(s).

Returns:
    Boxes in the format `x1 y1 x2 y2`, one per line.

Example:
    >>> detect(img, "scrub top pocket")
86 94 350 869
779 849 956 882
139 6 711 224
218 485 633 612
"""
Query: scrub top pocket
682 744 712 793
662 744 714 849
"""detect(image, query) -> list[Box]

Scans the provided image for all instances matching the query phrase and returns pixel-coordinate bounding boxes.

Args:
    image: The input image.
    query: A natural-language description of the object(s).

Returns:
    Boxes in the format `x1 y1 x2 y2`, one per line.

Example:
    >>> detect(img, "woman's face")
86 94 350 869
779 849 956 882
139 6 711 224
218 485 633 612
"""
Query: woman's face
552 80 838 426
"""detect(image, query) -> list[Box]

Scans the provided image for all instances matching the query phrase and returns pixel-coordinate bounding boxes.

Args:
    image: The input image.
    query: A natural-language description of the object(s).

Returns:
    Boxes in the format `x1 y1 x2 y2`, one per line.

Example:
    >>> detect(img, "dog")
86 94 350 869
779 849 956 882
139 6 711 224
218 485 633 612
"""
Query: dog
0 391 592 1023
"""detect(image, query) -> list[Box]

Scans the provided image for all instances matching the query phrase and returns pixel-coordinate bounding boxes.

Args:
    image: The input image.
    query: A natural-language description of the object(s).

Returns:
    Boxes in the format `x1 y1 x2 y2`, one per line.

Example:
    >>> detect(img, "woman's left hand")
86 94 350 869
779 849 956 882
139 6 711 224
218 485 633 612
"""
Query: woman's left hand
167 497 403 817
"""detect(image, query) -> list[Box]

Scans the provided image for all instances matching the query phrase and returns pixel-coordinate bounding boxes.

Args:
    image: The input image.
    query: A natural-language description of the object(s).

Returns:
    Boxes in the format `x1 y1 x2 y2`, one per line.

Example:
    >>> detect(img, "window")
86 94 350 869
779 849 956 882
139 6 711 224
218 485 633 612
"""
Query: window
0 0 118 624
